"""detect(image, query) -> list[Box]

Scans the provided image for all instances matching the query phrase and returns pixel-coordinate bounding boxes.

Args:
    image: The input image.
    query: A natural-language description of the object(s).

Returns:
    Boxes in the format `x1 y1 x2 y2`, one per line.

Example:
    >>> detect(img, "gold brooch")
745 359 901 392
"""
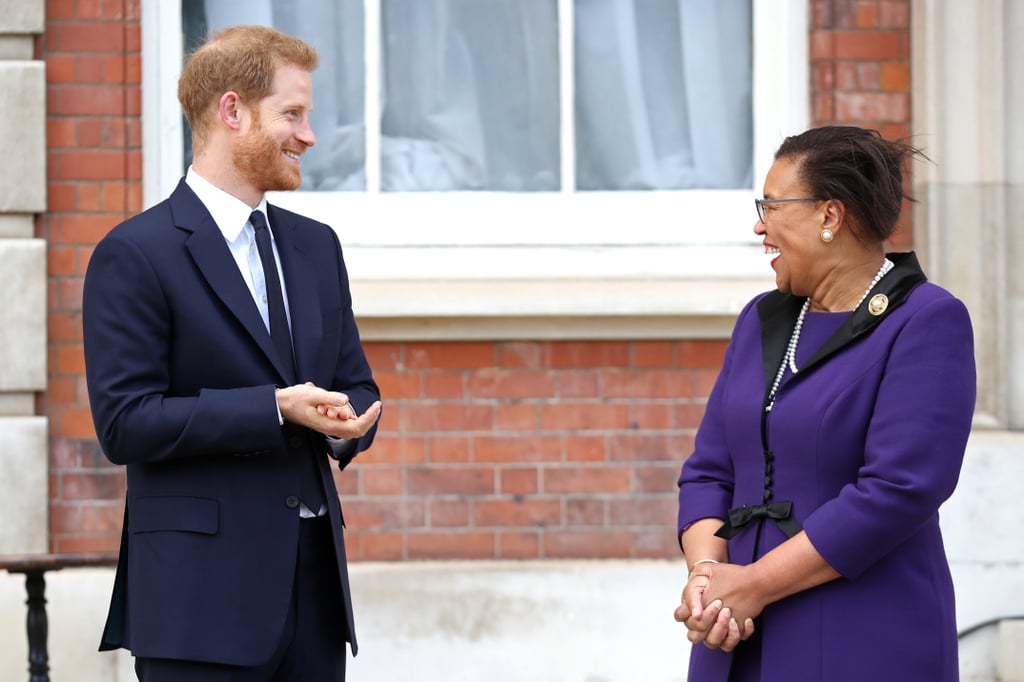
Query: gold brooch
868 293 888 316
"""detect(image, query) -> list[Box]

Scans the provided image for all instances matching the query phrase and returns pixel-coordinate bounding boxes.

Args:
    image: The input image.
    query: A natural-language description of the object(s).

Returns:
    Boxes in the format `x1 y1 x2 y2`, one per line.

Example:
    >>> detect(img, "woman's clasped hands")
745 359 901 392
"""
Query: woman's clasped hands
674 561 761 653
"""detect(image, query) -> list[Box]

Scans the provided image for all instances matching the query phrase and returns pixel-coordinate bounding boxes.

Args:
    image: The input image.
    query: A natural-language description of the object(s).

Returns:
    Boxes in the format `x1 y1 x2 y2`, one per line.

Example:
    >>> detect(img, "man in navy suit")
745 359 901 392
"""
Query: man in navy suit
83 25 381 681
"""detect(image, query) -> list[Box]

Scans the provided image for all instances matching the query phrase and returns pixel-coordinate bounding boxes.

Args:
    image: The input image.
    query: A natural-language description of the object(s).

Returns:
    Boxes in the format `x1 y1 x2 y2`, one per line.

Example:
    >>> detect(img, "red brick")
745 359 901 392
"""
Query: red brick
468 369 556 399
547 341 628 369
857 62 882 90
48 310 80 342
832 31 906 60
473 498 560 528
48 0 77 20
693 369 719 398
540 403 630 431
565 434 605 462
634 465 681 494
629 402 674 430
375 370 419 400
78 182 101 212
50 23 125 52
54 343 85 373
57 471 124 501
46 55 77 83
544 466 631 494
362 467 402 496
51 150 129 181
75 55 103 83
879 1 910 28
473 434 562 463
810 31 835 61
399 403 494 432
364 532 405 561
813 62 835 91
47 245 76 276
631 341 674 368
427 436 471 463
363 343 402 370
498 342 542 368
676 402 707 429
632 529 679 558
498 531 539 559
813 93 835 122
49 503 81 534
499 467 539 495
881 62 910 91
543 530 631 559
80 503 124 533
56 406 96 439
407 466 495 495
835 92 909 122
495 403 539 431
608 433 693 463
557 371 600 398
344 500 424 529
51 86 128 116
566 497 605 526
406 341 493 369
676 341 727 368
52 535 120 554
422 371 465 399
408 531 495 560
365 435 426 465
48 376 77 405
609 497 677 526
428 499 469 527
603 370 689 399
857 1 879 28
46 120 77 149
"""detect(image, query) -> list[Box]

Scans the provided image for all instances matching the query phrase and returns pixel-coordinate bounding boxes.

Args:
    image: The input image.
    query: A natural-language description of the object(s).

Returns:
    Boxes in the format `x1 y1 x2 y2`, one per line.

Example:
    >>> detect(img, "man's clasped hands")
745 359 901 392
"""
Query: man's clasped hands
673 559 765 653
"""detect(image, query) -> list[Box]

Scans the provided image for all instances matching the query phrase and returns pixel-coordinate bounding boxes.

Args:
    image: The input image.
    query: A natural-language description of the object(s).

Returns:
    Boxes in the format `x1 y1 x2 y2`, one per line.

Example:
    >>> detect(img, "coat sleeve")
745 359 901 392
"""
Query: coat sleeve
802 294 976 579
322 228 380 468
83 231 285 465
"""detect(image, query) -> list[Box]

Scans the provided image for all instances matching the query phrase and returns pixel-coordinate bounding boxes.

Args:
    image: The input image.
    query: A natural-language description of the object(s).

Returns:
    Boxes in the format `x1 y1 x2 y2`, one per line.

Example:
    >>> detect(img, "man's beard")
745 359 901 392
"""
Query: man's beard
232 118 303 193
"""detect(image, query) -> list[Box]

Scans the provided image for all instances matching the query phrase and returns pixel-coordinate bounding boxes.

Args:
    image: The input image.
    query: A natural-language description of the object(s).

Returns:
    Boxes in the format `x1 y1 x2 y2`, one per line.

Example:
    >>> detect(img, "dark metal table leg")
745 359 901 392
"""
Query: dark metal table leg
24 569 50 682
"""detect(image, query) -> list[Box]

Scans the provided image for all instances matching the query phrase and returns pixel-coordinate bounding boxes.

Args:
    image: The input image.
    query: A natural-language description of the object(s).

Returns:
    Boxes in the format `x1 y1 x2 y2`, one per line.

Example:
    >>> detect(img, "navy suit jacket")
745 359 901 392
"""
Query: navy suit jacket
83 179 379 665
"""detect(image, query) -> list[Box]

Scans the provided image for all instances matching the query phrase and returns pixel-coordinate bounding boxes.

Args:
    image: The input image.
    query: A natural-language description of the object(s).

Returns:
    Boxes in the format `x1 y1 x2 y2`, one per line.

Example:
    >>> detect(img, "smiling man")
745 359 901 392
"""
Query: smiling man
82 25 381 681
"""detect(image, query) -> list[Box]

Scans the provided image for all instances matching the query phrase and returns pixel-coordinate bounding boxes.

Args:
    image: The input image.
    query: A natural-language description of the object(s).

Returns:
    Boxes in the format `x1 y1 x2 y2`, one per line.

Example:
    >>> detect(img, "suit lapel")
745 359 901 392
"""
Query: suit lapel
758 252 929 381
170 180 293 384
268 205 322 384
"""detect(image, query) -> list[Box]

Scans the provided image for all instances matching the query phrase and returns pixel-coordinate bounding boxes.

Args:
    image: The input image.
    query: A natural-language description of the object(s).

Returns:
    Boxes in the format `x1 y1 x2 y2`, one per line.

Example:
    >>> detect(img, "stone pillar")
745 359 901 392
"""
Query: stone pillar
912 0 1023 429
0 0 48 554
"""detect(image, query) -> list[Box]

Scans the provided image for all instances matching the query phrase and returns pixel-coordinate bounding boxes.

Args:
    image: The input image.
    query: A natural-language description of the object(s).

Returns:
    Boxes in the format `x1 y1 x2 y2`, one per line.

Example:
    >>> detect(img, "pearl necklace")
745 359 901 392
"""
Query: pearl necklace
765 258 894 412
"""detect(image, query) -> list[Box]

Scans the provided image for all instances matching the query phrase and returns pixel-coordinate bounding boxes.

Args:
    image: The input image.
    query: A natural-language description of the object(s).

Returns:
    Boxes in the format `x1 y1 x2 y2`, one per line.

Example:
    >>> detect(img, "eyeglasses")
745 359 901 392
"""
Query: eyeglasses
754 197 826 224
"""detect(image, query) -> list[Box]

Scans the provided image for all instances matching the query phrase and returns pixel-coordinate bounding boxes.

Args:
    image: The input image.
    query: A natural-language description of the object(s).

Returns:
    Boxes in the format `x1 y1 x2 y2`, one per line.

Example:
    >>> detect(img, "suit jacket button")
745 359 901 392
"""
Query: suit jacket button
285 495 299 509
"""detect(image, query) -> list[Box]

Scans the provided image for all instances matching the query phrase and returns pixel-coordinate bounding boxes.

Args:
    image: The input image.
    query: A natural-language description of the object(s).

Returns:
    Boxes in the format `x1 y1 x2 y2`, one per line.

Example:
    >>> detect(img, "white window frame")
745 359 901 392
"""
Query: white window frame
143 0 808 340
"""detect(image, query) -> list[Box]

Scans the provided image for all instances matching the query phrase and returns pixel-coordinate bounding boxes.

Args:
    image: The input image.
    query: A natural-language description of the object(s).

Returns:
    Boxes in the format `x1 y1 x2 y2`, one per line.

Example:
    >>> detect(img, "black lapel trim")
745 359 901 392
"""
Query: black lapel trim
757 252 928 391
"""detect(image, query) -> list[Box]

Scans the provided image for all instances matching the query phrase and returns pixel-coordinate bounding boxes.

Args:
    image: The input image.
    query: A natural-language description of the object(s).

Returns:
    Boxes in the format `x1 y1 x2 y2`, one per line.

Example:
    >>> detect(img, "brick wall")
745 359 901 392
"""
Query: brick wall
41 1 913 559
43 0 140 553
809 0 914 246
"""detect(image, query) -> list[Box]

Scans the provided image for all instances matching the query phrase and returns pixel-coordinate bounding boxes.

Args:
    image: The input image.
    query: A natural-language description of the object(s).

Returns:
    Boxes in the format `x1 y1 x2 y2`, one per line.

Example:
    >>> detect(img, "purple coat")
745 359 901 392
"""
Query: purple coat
677 253 975 681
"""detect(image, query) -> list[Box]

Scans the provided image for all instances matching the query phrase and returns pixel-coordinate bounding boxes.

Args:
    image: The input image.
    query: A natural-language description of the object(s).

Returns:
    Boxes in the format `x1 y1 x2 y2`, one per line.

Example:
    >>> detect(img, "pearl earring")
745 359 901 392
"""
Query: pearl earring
820 229 834 243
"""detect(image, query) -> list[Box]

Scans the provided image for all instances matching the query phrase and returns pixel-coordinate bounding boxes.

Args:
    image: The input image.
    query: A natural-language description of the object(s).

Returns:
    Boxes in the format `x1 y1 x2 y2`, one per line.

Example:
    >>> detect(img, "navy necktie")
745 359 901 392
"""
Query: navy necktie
251 210 325 513
250 210 296 383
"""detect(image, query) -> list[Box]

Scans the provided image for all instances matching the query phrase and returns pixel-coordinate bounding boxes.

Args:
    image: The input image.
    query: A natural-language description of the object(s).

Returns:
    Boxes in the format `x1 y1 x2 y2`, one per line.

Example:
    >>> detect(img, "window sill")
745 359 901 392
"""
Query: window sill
348 244 775 340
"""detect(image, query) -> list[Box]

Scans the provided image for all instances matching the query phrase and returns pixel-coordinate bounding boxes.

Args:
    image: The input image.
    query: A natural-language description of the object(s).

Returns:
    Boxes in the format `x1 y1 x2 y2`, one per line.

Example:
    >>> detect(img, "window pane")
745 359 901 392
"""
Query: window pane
575 0 753 190
380 0 560 192
182 0 366 191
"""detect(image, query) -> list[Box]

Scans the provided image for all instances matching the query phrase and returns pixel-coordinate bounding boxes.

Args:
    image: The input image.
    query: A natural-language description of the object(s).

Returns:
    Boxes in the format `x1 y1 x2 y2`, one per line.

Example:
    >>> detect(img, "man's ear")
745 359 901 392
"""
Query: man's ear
218 91 244 131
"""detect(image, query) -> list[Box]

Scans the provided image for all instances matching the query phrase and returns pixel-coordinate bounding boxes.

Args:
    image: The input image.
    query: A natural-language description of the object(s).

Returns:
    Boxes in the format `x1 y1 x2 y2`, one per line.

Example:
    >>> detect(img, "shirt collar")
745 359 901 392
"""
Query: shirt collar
185 166 269 240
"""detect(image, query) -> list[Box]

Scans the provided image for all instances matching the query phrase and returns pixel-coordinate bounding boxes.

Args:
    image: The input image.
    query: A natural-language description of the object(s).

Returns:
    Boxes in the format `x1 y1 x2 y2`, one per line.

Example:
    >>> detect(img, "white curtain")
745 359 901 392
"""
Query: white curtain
196 0 751 192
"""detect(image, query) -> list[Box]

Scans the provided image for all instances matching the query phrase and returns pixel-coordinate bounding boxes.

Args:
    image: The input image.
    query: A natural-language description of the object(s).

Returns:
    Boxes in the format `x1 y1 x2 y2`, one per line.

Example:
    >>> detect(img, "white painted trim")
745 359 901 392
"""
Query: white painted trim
141 2 807 337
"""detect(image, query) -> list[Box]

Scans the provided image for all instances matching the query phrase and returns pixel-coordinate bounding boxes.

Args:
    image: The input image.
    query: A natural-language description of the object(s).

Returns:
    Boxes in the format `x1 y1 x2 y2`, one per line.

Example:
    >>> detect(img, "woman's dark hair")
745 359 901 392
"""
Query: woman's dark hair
775 126 927 243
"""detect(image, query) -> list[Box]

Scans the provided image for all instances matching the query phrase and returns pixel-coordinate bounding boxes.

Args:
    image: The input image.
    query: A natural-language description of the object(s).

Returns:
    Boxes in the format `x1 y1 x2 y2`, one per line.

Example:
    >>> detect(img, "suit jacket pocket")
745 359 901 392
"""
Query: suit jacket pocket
129 496 219 535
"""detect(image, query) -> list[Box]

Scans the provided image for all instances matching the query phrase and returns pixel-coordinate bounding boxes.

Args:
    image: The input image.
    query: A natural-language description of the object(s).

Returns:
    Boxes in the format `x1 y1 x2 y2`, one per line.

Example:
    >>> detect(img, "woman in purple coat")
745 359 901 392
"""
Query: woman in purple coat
673 126 976 681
